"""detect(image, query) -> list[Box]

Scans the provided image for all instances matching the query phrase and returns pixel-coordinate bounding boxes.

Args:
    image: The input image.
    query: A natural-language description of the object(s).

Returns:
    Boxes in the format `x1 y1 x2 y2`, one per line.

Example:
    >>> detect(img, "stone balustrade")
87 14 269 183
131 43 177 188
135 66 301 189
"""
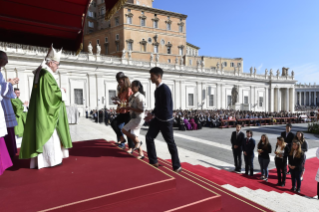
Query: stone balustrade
0 42 295 82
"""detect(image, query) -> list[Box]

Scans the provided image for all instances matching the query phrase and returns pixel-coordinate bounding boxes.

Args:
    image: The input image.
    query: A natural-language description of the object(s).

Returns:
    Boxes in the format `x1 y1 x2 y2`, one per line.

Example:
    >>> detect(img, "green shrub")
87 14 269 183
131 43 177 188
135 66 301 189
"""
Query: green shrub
308 122 319 134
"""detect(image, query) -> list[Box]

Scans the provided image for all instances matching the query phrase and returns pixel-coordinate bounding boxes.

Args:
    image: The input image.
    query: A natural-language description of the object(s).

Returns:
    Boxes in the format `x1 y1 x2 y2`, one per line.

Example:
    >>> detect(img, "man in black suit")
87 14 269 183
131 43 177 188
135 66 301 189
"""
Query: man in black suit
230 124 245 173
243 130 256 176
280 123 295 148
281 123 295 174
145 67 182 172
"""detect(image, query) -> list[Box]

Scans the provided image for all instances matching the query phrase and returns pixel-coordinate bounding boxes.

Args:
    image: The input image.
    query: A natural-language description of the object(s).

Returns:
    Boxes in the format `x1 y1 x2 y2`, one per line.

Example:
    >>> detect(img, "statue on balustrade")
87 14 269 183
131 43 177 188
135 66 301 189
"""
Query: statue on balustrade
291 70 294 79
250 67 253 75
265 69 268 76
88 43 93 55
216 62 220 70
96 44 101 56
231 86 238 105
254 67 257 75
270 69 273 77
276 69 280 77
122 49 126 59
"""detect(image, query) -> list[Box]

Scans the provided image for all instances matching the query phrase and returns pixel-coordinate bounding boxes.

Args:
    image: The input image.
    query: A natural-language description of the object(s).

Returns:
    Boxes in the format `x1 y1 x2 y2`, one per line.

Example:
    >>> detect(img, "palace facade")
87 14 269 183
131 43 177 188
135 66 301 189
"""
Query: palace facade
1 42 296 117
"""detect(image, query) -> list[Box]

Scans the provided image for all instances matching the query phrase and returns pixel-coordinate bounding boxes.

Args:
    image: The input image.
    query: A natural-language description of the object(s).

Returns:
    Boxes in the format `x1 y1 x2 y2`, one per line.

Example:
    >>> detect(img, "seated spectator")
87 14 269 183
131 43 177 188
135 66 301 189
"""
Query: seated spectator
184 117 192 130
190 117 197 130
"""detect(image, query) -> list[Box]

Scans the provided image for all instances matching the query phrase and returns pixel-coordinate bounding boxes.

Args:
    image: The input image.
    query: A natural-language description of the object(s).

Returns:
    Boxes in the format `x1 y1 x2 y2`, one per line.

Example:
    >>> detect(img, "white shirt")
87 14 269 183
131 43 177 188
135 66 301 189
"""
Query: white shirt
128 92 146 119
156 82 163 89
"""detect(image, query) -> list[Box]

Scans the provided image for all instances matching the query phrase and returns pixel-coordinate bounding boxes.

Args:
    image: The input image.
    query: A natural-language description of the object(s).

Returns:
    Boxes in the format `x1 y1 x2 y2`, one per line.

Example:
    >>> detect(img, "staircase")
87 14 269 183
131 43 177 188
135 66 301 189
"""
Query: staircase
222 184 319 212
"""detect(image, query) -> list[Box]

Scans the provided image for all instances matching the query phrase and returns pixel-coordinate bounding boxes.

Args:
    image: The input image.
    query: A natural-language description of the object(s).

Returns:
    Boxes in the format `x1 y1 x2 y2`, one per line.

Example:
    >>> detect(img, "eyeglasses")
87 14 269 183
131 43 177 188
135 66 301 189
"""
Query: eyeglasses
52 61 60 66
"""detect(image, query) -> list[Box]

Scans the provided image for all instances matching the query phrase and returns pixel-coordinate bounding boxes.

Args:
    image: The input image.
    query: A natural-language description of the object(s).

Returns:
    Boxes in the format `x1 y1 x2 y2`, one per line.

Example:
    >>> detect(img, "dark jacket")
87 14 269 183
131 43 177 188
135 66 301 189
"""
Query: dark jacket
243 137 256 156
230 131 245 149
288 151 304 171
152 84 173 121
280 131 295 145
257 142 272 159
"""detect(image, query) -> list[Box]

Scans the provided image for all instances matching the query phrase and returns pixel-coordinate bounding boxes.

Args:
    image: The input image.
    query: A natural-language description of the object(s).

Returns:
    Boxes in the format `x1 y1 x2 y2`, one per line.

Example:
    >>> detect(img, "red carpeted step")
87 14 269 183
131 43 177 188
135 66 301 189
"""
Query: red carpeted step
179 159 318 197
156 158 273 212
181 163 228 185
0 140 176 212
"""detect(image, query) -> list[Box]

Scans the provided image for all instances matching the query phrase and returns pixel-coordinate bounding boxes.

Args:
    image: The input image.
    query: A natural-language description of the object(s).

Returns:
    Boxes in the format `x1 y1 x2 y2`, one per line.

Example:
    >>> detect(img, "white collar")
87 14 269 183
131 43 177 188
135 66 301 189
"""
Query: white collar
133 91 140 97
156 82 163 88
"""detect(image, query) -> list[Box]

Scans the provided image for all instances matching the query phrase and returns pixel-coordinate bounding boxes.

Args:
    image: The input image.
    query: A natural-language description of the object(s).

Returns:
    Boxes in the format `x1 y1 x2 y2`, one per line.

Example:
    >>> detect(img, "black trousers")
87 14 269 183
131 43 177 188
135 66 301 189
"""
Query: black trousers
111 113 134 148
244 154 254 175
275 157 287 184
146 118 181 170
317 182 319 199
232 147 242 171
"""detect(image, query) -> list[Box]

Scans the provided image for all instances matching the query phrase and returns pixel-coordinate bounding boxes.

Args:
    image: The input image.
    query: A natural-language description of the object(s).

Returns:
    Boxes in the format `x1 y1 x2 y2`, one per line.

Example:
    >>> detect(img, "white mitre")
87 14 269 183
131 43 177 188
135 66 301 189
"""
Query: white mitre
45 44 63 63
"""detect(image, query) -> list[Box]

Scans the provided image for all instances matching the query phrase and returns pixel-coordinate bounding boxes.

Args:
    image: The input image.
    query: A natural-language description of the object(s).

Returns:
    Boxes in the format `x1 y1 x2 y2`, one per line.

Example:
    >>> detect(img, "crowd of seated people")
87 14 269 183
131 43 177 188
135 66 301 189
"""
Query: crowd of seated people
86 108 316 131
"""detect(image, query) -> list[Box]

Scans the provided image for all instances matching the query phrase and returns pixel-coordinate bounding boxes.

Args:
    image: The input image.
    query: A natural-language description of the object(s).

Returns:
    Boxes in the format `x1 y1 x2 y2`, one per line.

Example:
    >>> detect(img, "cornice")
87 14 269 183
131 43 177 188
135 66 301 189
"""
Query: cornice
124 3 188 19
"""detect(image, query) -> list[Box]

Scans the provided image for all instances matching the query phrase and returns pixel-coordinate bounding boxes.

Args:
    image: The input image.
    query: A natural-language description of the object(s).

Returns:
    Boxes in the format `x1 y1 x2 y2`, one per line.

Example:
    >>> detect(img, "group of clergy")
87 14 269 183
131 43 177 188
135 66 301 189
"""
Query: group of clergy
0 45 72 176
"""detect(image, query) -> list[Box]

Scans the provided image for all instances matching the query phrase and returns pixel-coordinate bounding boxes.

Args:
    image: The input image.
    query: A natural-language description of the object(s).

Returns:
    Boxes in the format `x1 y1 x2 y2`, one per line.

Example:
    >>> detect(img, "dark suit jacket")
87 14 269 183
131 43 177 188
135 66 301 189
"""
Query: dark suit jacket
280 131 295 145
243 138 256 156
288 152 304 171
230 131 245 149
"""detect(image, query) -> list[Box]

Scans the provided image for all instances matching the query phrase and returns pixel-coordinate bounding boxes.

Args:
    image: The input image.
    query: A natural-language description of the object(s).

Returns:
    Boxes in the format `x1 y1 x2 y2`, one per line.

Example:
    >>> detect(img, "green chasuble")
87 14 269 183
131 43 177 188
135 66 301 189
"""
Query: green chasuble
11 98 27 137
19 68 72 159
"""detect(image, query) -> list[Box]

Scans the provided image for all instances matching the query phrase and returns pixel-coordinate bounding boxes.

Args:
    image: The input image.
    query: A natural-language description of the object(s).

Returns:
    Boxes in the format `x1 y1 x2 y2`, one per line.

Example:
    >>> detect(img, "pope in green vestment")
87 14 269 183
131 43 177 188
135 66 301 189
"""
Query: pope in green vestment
19 45 72 167
11 91 27 137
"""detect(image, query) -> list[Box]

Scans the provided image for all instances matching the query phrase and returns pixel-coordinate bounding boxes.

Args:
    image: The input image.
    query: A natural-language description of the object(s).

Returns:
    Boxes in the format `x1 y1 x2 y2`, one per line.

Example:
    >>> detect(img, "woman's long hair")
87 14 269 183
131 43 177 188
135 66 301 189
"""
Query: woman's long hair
294 131 305 145
289 140 302 158
276 137 286 150
119 76 131 94
132 80 145 96
257 134 270 150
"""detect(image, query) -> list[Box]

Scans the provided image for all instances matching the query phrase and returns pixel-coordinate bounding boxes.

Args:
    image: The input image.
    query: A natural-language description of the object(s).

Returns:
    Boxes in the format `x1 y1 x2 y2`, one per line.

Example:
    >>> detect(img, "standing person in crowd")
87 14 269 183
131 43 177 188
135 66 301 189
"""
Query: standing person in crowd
230 124 245 173
11 88 28 148
0 51 19 161
275 137 289 187
281 123 294 174
145 67 182 172
288 140 304 193
19 45 72 169
0 84 12 175
243 130 255 176
281 123 295 147
257 134 272 181
111 73 134 152
121 80 146 159
294 131 308 181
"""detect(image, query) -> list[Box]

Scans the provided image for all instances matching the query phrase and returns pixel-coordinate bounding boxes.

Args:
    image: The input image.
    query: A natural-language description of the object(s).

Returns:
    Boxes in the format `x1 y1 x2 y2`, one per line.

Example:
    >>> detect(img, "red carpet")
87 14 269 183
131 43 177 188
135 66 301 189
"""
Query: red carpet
0 139 276 211
179 157 319 198
0 140 175 212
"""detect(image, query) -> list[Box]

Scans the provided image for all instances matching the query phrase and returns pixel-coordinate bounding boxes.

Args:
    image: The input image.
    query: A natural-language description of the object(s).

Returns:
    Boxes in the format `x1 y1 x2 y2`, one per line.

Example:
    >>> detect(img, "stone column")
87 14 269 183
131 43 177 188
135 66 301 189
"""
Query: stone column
216 83 220 109
298 91 301 105
308 91 311 106
264 87 268 112
270 87 274 112
221 84 225 109
254 87 257 111
291 87 295 112
238 85 242 104
250 86 254 111
303 91 305 106
286 88 289 112
277 88 280 112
